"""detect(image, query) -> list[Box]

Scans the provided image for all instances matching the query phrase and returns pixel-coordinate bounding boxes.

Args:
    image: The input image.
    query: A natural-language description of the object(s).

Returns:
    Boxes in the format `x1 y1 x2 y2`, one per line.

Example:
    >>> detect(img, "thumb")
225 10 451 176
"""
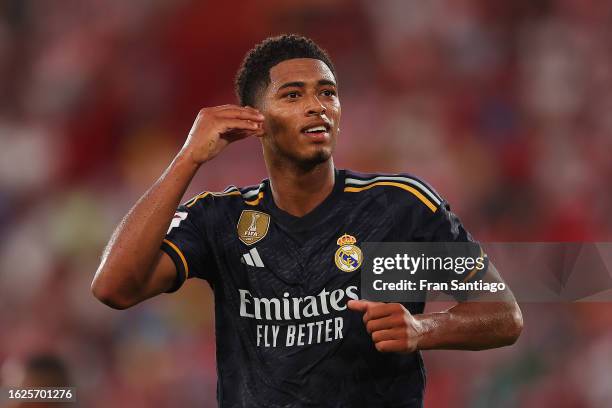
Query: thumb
347 299 370 313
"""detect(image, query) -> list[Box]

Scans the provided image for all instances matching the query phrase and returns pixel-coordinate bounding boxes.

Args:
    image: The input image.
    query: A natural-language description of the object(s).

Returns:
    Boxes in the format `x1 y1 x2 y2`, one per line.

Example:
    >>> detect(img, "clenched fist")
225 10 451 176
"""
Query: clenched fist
347 300 423 353
180 104 265 165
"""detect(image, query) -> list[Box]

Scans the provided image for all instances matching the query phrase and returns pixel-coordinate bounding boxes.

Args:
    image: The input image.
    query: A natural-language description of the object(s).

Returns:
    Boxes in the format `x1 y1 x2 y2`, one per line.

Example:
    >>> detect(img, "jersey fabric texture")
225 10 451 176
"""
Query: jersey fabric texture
160 169 485 408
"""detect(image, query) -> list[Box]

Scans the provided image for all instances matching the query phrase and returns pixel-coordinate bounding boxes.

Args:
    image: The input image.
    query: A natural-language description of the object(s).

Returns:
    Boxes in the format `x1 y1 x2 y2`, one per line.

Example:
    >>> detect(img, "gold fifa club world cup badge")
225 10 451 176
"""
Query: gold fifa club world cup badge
334 234 362 272
237 210 271 245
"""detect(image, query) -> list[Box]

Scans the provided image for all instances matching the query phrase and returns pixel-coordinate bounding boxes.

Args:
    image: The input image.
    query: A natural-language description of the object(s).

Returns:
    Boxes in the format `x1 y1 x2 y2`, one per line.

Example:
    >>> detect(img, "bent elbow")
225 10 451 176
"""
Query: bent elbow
91 276 135 310
503 304 524 346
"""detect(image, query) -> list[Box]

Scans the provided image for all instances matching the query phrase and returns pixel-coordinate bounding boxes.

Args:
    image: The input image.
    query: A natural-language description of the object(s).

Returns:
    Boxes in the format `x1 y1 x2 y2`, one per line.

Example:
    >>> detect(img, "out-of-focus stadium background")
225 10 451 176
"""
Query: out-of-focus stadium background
1 0 611 407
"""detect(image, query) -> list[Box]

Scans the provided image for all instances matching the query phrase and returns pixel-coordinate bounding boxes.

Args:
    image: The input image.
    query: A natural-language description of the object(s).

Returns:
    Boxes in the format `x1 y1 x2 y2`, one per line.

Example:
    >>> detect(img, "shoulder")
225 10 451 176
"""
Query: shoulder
343 170 443 213
182 180 267 210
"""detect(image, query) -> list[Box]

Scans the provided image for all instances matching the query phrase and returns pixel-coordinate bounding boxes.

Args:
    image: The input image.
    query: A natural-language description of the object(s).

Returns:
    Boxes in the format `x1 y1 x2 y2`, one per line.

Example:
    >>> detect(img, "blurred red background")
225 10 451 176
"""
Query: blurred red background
1 0 612 407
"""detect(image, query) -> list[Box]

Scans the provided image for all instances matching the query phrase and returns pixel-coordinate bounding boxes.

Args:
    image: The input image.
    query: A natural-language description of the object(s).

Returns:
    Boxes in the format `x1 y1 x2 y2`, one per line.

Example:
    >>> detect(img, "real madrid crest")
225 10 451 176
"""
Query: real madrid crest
334 234 362 272
237 210 270 245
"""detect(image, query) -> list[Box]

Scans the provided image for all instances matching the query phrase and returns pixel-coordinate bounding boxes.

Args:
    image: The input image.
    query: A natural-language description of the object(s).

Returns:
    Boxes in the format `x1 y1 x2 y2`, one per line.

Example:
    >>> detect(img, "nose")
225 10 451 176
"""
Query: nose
305 95 326 116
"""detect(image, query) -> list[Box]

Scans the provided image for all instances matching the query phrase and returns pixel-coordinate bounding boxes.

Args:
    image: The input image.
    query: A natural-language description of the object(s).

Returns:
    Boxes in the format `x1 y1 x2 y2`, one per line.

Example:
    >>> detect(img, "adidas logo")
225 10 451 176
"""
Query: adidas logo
241 247 265 268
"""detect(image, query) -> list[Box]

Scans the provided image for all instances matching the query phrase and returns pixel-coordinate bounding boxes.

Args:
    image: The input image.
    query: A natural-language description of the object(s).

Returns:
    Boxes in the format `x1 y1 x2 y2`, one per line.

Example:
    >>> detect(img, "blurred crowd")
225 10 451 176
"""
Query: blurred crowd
1 0 611 407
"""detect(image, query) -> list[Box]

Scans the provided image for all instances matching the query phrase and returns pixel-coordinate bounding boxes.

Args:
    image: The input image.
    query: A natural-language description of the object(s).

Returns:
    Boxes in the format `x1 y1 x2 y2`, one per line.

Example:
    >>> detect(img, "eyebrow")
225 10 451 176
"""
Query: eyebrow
277 79 337 92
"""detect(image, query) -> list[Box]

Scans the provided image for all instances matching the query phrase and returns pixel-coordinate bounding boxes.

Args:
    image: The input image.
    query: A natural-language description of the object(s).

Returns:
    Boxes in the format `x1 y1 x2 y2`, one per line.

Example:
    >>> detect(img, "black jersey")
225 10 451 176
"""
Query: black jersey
161 169 483 408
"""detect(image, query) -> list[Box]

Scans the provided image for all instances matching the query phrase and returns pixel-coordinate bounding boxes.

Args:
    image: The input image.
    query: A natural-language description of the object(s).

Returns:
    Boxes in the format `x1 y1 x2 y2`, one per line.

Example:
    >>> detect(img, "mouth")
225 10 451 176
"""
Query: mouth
300 123 331 141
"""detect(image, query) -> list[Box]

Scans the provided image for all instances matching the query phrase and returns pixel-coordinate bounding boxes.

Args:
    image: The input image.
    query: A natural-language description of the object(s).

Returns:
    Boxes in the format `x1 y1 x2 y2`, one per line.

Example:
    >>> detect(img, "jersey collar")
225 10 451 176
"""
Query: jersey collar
262 168 345 232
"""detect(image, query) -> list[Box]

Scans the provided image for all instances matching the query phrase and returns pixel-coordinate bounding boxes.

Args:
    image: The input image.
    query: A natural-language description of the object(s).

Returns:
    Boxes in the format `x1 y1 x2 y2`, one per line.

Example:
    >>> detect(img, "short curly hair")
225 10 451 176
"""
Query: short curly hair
235 34 337 107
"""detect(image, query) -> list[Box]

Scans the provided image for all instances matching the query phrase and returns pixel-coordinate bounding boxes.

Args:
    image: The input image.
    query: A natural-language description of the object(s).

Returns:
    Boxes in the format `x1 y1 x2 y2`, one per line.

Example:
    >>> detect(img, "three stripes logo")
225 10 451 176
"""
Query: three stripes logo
241 247 265 268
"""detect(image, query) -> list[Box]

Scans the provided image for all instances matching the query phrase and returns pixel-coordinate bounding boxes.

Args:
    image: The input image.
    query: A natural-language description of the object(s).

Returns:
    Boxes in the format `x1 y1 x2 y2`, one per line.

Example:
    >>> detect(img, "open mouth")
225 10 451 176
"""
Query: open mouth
301 124 330 138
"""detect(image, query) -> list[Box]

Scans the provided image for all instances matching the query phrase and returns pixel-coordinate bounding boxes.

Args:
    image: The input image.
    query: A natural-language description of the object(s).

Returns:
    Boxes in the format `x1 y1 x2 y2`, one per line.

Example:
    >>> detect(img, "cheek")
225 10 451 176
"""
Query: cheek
332 101 341 117
265 110 296 139
329 111 341 133
266 115 287 136
325 101 341 121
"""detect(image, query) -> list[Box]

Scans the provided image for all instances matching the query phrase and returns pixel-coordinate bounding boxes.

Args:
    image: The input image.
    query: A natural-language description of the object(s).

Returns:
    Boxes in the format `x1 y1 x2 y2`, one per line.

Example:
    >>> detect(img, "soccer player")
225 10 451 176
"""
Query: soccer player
92 34 522 407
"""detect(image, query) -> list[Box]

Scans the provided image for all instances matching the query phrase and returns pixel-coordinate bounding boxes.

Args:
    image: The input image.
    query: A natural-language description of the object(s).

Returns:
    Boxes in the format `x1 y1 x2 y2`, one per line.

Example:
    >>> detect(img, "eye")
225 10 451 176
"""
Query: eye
285 91 300 99
321 89 336 97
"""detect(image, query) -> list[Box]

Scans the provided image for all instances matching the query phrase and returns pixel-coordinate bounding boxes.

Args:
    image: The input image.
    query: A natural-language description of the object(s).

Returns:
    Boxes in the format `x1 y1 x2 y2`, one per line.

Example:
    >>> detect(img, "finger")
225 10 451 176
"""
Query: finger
250 126 265 138
215 108 264 122
213 105 263 117
363 303 398 323
236 105 264 118
374 340 405 353
218 118 261 132
215 105 263 116
212 104 251 112
366 315 401 334
220 128 262 144
211 104 237 109
214 103 257 111
242 105 264 115
371 328 403 343
347 299 370 313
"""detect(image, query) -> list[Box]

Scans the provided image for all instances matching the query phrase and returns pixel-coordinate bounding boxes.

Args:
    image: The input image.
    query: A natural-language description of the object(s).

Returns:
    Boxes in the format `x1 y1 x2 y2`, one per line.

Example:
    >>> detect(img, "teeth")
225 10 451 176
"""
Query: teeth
304 125 327 133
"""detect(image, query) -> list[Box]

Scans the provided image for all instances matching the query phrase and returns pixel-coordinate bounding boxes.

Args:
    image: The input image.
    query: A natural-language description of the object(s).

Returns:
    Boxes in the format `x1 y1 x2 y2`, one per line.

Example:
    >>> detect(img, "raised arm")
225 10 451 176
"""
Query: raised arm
91 105 264 309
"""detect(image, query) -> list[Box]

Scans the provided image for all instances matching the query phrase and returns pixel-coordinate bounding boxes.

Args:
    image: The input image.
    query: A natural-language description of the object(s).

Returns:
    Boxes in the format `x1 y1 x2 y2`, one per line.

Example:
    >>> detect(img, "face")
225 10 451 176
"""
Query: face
258 58 341 168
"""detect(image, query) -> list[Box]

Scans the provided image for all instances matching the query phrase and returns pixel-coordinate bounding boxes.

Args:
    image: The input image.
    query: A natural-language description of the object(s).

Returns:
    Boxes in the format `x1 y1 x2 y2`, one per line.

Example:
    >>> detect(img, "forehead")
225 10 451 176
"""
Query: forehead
268 58 336 90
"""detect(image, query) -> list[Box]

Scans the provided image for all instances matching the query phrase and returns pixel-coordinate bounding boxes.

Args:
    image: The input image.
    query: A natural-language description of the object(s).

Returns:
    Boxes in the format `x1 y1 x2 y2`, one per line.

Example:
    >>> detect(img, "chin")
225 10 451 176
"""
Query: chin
306 148 332 165
292 149 332 170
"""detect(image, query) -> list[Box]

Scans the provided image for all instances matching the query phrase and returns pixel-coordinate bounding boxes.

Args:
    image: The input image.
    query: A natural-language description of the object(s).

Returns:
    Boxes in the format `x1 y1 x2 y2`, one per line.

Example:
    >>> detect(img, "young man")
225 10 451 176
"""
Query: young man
92 34 522 407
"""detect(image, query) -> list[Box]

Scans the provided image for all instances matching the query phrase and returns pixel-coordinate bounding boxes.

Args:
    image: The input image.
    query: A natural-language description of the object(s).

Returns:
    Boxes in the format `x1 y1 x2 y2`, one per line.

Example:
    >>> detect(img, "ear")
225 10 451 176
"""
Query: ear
255 122 266 139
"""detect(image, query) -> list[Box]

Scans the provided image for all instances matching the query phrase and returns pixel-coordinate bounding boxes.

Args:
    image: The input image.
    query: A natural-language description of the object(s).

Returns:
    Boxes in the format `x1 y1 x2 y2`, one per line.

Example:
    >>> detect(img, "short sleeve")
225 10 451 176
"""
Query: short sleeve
160 201 216 293
413 200 489 297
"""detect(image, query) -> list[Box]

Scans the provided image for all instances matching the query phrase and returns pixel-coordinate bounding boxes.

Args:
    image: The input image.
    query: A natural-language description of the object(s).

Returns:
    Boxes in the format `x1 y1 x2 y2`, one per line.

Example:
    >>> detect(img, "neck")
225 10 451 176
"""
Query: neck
265 157 336 217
